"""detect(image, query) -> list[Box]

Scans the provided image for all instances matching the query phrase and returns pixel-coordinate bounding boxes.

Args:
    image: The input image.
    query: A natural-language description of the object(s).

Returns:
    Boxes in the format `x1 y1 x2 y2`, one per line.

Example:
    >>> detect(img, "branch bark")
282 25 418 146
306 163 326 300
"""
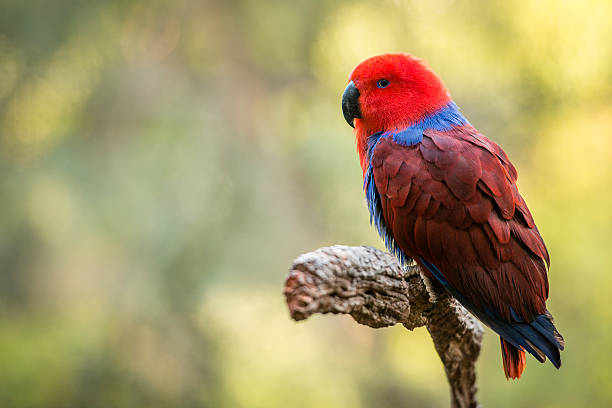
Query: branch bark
283 245 483 408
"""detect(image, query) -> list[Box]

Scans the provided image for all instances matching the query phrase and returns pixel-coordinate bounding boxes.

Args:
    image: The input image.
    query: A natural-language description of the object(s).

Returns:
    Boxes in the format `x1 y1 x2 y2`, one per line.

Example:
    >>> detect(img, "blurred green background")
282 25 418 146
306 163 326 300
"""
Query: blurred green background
1 0 611 407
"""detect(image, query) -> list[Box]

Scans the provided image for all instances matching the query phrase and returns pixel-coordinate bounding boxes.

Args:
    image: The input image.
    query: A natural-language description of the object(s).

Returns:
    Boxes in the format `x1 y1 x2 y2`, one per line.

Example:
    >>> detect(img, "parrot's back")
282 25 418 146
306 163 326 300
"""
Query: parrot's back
366 122 564 378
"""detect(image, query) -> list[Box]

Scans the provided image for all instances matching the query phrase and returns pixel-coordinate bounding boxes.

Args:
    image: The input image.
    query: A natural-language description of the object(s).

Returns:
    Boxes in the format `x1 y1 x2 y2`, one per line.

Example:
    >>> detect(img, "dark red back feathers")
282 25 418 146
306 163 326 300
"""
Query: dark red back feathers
372 126 548 322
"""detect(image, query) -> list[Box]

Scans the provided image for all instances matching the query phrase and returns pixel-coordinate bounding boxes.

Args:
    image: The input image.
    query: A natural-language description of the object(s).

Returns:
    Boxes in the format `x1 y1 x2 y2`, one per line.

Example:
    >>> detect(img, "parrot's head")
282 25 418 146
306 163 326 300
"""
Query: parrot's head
342 53 451 156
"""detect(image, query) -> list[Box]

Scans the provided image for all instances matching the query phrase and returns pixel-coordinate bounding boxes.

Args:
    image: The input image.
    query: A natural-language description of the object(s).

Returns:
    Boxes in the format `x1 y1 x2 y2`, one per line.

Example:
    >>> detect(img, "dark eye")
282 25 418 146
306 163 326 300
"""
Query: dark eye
377 79 389 88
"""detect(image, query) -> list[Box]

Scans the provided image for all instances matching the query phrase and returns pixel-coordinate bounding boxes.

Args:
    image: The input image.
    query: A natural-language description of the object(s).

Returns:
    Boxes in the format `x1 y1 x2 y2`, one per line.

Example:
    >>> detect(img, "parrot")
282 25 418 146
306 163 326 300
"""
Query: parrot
341 53 564 379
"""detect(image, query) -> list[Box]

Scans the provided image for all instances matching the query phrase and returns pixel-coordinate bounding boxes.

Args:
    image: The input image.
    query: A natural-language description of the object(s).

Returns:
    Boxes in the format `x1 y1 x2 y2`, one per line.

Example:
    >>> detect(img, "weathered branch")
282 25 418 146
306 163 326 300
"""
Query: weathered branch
284 245 483 408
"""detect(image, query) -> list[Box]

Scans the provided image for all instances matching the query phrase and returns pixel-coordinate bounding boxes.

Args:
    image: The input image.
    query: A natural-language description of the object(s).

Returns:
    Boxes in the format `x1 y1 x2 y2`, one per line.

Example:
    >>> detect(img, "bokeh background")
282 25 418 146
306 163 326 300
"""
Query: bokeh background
1 0 611 407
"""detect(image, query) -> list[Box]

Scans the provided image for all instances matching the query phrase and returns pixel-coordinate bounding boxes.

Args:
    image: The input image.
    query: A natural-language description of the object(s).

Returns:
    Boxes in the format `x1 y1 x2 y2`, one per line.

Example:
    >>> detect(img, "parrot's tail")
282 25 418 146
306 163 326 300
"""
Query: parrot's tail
500 338 526 379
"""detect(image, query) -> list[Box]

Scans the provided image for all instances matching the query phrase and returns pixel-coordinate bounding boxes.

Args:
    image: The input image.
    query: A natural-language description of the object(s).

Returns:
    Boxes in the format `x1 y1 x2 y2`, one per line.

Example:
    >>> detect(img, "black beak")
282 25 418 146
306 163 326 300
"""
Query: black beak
342 80 361 128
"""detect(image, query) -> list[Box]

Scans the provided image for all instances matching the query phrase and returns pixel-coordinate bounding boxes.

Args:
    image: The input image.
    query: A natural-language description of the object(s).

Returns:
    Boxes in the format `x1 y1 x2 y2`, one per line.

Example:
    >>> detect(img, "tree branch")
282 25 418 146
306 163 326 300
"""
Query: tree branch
283 245 483 408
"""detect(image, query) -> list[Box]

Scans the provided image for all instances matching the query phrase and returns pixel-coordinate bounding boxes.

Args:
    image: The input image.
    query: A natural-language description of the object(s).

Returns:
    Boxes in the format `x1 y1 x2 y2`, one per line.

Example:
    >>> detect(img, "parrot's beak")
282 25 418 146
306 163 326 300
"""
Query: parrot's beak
342 80 361 128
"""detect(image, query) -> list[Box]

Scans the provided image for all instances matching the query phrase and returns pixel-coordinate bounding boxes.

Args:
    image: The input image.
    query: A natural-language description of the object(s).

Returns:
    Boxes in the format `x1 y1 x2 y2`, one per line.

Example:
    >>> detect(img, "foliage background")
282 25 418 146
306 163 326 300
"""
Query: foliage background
1 0 611 407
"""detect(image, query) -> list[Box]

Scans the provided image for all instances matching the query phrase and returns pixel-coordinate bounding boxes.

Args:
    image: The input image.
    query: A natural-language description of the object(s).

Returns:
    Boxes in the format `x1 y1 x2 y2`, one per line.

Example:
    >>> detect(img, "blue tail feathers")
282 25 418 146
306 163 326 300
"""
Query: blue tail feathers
419 257 564 369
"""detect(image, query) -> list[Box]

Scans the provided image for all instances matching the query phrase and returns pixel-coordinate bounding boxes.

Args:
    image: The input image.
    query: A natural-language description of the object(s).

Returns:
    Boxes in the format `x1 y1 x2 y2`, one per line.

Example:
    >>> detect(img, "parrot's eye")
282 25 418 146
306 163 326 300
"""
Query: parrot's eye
377 79 390 88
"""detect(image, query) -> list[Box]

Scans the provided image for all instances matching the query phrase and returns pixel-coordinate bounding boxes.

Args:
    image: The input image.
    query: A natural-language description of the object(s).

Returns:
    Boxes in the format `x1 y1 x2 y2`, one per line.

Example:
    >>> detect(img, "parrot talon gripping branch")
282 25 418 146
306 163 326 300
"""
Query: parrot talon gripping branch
287 53 564 399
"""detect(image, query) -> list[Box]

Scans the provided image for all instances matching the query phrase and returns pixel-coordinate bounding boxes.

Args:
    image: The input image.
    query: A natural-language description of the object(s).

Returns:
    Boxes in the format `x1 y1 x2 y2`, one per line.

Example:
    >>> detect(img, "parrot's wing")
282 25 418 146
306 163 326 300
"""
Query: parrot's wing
370 126 563 365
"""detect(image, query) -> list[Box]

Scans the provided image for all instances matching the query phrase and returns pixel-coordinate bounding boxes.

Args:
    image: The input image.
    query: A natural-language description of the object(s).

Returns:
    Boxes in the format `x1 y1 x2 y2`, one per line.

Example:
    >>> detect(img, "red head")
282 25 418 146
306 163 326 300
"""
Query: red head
342 53 451 170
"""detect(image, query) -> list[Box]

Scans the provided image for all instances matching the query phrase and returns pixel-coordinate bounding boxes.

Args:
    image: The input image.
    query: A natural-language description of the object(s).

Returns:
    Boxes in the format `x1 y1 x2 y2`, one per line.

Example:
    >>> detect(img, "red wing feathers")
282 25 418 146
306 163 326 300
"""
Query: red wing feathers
372 128 550 322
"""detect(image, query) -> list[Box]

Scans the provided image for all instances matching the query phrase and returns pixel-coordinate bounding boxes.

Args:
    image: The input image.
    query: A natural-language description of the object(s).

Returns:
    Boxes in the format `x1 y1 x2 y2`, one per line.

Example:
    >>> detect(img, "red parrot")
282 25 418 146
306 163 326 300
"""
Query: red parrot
342 53 564 379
